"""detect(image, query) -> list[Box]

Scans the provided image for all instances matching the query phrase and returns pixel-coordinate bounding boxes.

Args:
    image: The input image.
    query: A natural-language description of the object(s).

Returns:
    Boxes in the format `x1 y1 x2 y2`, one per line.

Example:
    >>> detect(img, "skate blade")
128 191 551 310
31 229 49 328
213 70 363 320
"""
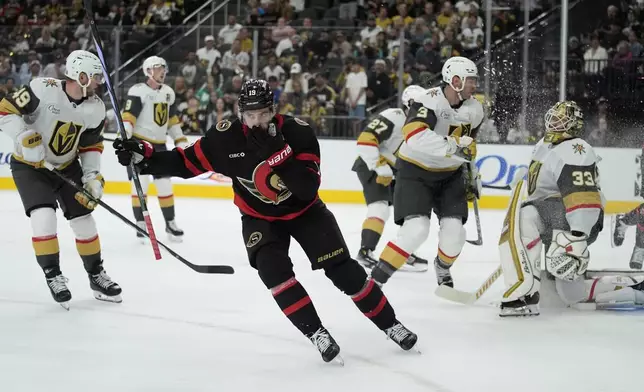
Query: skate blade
167 233 184 243
58 301 70 311
330 354 345 366
93 291 123 303
399 264 428 273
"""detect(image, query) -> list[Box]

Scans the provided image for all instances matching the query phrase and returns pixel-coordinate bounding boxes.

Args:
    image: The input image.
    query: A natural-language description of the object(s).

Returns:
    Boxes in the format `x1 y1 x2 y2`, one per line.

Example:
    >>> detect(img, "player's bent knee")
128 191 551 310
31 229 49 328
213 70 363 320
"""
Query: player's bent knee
154 177 173 197
438 217 465 255
394 215 430 253
30 207 57 237
324 258 368 296
366 201 390 222
254 245 295 289
69 214 98 240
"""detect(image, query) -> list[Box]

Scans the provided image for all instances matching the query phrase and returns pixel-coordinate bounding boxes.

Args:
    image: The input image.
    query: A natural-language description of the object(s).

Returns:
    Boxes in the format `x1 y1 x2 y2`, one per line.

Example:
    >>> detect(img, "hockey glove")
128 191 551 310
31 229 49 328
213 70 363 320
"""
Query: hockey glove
113 138 154 166
464 163 482 201
246 125 293 168
17 130 45 168
374 158 393 186
446 135 475 161
75 173 105 210
545 230 590 281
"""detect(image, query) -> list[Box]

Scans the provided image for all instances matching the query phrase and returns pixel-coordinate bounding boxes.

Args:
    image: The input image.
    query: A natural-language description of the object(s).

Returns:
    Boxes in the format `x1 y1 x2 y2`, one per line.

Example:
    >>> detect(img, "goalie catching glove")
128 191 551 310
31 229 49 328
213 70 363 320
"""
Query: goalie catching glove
374 157 393 186
545 230 590 281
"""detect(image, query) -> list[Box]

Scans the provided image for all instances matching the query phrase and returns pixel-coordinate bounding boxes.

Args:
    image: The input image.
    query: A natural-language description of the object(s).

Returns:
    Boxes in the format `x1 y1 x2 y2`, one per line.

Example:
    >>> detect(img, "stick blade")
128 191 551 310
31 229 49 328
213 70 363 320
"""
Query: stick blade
466 239 483 246
434 285 477 305
197 265 235 274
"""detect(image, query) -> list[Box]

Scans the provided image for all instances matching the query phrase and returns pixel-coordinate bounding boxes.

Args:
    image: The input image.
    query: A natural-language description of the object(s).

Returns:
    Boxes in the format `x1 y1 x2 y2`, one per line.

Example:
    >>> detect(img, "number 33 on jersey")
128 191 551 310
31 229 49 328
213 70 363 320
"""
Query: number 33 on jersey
526 137 604 230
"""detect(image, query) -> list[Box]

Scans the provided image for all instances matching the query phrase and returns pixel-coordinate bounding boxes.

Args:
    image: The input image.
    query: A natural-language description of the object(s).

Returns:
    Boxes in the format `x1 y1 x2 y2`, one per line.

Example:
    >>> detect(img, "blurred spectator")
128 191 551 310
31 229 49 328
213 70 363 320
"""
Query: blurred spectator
262 55 286 82
220 39 250 75
367 59 393 106
343 62 368 119
196 35 222 74
307 73 336 113
219 15 243 45
42 50 66 79
583 34 608 74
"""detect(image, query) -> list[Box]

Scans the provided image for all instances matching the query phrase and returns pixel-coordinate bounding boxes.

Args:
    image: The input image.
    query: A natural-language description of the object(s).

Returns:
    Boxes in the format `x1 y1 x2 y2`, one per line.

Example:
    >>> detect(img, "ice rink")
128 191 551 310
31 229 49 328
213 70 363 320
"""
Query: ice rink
0 191 641 392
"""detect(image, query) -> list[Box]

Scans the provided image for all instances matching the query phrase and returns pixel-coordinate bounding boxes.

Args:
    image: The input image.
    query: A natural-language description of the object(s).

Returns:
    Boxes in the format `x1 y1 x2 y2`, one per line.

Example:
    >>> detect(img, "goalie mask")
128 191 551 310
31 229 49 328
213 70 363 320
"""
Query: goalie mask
544 101 584 140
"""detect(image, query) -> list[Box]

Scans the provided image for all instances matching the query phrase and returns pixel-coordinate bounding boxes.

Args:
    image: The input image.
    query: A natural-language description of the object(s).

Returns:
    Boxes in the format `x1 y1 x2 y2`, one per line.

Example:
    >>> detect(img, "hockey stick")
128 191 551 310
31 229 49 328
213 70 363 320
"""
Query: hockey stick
43 162 234 274
465 163 483 246
84 0 162 261
434 265 503 304
483 184 511 190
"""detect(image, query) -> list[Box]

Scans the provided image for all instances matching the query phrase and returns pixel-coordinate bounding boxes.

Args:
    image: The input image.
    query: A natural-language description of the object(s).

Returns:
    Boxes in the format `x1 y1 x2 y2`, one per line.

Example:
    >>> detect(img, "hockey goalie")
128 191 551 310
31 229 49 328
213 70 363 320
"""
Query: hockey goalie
499 101 644 317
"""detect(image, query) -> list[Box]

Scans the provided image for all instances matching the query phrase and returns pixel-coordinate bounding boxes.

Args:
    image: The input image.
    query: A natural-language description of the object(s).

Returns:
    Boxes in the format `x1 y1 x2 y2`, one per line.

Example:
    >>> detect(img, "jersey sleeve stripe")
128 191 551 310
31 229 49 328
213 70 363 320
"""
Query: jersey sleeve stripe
193 139 215 172
177 147 205 176
563 191 602 212
122 112 137 126
174 136 189 144
78 142 104 154
357 131 379 146
295 153 320 164
168 115 181 127
402 122 428 141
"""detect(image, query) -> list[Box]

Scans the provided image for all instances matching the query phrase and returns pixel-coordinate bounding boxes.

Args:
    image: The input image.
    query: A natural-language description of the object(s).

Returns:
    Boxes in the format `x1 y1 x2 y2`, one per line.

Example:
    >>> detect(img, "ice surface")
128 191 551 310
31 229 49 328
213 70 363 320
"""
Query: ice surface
0 191 641 392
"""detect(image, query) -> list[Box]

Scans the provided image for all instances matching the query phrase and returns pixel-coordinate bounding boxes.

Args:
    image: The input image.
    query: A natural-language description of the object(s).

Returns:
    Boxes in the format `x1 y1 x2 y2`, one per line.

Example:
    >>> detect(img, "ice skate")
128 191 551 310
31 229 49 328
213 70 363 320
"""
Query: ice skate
385 321 419 353
499 292 540 317
630 246 644 269
89 269 122 303
400 254 429 272
356 247 378 269
434 257 453 287
45 269 72 310
611 214 627 248
308 327 343 365
135 221 147 244
166 219 184 243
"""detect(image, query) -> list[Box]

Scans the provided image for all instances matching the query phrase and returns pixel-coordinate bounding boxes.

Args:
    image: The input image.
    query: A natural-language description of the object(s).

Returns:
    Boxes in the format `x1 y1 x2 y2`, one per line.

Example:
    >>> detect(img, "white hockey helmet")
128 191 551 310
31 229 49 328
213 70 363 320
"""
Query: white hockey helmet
401 85 426 109
442 56 478 92
64 50 104 95
142 56 167 78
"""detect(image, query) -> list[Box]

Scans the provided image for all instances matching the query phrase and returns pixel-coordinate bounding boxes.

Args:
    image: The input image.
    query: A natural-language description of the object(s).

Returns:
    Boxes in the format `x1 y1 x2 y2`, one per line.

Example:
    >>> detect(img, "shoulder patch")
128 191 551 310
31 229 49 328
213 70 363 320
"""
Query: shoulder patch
294 117 309 126
43 78 58 87
216 119 231 132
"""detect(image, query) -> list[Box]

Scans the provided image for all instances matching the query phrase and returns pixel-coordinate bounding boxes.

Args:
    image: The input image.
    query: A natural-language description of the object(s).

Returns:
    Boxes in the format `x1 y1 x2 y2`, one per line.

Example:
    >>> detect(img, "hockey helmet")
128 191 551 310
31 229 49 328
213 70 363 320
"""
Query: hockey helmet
64 50 104 90
238 79 274 115
401 85 426 110
142 56 168 78
544 101 584 137
441 56 478 93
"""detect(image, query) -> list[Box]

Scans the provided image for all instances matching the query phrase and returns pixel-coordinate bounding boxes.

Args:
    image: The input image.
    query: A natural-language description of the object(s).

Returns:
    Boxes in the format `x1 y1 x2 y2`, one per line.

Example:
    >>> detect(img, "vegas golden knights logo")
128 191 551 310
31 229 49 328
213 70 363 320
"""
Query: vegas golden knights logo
153 102 169 126
448 123 472 137
527 160 542 195
49 121 82 156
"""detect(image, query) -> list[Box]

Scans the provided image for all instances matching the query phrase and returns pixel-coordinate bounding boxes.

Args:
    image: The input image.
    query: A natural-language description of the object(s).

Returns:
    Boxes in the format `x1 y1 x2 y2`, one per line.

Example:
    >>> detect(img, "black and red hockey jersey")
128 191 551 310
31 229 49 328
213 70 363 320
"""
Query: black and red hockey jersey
137 114 322 221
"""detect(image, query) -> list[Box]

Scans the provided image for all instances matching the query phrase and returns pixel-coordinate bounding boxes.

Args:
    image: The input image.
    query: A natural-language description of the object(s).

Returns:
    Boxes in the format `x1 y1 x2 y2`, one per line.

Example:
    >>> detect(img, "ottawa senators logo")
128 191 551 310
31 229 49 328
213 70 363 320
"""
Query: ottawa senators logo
237 161 292 204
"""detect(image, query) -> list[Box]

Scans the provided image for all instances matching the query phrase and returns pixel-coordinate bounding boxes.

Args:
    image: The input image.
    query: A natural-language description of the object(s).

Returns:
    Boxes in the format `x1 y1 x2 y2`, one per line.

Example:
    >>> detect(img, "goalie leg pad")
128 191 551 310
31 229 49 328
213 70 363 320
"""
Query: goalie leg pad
30 207 60 269
437 217 465 266
499 182 543 303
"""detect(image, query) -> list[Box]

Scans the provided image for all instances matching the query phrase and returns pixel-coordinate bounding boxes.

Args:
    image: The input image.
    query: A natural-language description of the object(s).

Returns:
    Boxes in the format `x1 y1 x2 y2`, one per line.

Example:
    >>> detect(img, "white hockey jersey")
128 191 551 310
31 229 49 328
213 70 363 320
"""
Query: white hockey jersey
398 86 484 171
0 77 105 170
356 107 406 170
525 135 605 236
122 82 186 145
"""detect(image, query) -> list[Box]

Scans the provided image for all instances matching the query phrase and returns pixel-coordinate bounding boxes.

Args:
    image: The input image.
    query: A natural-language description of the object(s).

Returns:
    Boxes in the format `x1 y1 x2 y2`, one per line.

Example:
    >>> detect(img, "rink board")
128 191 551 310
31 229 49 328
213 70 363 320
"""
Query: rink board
0 135 640 212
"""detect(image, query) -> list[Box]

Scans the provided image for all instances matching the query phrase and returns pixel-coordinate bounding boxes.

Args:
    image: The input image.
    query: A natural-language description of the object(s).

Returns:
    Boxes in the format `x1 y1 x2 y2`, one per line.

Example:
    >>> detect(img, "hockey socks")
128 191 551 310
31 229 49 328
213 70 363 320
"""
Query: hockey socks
158 194 176 222
271 277 322 336
76 234 102 273
350 278 396 330
131 194 148 222
621 203 644 225
32 234 60 270
361 217 385 251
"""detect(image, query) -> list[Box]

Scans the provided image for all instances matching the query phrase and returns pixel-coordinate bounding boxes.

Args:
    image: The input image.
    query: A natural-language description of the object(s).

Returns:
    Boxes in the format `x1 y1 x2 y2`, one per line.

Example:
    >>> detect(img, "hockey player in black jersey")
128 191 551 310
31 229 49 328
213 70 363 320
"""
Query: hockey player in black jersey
113 79 418 363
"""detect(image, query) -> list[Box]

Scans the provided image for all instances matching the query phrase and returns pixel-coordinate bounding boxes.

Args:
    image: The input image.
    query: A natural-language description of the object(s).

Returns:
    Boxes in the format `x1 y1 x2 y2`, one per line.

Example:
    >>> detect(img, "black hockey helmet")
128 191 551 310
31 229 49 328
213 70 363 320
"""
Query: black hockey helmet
238 79 274 114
